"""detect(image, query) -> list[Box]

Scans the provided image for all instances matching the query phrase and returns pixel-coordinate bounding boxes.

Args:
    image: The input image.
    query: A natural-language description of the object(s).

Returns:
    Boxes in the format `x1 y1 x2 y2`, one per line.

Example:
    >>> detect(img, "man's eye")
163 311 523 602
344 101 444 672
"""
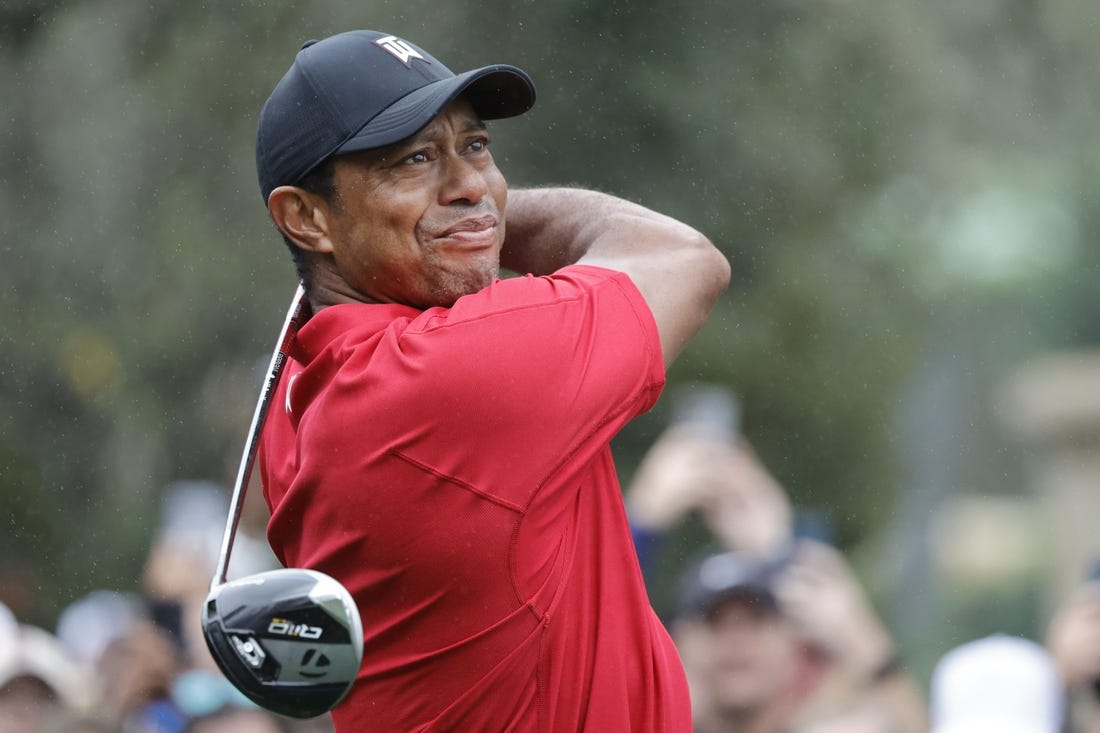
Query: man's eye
468 138 489 152
402 151 430 165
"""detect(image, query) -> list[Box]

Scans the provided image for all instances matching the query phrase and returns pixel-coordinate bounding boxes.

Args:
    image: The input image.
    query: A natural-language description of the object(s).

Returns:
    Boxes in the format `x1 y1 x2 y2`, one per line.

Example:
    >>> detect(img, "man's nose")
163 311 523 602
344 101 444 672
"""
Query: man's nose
439 155 490 206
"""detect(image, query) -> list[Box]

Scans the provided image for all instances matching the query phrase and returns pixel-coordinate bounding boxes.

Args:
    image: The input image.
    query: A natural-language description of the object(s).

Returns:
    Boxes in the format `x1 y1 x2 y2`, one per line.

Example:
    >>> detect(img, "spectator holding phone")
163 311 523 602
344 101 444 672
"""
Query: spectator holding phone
625 391 926 732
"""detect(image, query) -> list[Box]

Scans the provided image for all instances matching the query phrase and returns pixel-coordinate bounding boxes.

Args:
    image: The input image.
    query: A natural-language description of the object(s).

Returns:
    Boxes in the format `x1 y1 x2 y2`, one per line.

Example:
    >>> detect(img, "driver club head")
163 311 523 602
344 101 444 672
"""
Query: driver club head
201 568 364 719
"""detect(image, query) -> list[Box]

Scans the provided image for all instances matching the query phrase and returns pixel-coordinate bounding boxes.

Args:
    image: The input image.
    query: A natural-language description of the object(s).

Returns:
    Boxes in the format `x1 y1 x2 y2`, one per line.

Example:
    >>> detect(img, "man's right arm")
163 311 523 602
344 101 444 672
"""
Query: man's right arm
501 187 731 368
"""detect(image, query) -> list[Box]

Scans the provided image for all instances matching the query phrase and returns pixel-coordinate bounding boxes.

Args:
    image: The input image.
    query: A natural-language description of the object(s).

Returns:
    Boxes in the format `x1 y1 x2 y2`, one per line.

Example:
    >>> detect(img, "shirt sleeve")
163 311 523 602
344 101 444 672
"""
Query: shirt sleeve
373 264 665 506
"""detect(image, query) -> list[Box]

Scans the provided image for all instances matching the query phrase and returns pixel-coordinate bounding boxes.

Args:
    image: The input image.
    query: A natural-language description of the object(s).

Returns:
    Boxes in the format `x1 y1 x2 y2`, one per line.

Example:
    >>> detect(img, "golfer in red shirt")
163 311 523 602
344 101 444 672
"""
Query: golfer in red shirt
255 29 730 732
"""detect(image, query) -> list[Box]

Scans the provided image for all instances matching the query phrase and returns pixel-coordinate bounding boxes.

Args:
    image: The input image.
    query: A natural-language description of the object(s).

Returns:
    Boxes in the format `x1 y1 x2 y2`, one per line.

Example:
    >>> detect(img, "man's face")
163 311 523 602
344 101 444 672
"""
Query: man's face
319 98 508 308
0 676 62 733
676 596 805 716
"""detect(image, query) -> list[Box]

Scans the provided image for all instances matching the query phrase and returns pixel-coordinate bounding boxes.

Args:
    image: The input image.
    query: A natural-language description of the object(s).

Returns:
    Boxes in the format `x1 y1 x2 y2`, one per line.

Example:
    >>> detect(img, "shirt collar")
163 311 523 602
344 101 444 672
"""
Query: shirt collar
290 301 421 365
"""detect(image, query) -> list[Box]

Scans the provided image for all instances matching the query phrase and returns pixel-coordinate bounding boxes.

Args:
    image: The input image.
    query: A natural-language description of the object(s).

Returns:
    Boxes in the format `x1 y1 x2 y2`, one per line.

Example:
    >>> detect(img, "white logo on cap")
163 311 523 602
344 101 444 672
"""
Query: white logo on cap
375 35 426 66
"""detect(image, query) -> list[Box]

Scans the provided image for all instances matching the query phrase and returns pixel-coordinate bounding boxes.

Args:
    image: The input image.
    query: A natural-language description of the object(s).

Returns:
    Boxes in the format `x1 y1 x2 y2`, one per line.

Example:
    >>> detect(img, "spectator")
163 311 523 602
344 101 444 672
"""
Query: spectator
929 633 1065 733
94 618 186 733
50 480 281 733
771 540 925 733
670 549 828 733
142 480 278 676
1045 577 1100 732
0 619 95 733
54 592 314 733
55 590 147 671
626 404 926 732
628 413 792 569
668 543 923 733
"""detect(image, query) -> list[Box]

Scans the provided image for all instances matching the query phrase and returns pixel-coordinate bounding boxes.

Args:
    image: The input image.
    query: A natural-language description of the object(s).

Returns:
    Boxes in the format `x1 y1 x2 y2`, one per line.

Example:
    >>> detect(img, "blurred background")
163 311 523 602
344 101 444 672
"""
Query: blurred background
2 0 1098 688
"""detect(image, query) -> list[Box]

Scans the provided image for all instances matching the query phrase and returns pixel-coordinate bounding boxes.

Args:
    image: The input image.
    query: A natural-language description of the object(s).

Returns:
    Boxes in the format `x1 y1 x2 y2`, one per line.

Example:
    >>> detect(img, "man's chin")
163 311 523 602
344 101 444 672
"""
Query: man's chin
429 266 500 307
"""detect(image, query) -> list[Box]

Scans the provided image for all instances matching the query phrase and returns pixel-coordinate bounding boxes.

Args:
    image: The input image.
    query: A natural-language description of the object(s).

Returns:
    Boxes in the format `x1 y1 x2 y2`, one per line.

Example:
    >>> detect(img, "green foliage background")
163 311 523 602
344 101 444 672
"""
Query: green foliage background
2 0 1098 683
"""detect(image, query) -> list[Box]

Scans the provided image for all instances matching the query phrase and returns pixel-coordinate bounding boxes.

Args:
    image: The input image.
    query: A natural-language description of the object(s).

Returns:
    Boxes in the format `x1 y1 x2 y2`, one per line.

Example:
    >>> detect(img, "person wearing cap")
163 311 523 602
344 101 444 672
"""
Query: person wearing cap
671 550 830 733
671 546 929 733
253 29 729 732
626 421 927 733
0 621 96 732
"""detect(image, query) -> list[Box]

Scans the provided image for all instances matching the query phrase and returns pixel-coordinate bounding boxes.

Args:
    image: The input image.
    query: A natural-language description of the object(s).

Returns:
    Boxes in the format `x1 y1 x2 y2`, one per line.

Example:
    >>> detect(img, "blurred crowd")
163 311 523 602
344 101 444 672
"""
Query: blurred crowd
5 387 1100 732
0 481 330 733
623 385 1100 733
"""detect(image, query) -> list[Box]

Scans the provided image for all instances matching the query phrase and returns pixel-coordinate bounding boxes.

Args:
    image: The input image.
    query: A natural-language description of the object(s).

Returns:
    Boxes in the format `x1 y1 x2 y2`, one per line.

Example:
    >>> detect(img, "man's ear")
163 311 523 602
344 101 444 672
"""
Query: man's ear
267 186 335 254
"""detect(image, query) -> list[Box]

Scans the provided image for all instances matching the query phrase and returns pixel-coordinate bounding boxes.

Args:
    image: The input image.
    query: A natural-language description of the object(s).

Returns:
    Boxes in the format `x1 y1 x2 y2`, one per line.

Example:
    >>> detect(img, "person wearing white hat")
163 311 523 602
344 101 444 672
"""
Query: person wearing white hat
0 618 96 732
929 633 1066 733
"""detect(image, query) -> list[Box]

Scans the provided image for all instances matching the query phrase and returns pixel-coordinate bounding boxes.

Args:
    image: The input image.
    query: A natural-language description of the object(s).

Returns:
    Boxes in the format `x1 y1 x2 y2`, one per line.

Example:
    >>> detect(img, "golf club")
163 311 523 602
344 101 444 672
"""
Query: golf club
201 284 364 719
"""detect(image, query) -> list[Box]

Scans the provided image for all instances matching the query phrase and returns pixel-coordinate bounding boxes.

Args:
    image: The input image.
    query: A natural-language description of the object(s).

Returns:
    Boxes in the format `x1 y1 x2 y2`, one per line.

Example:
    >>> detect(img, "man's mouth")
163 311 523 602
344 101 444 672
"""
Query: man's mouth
437 216 499 244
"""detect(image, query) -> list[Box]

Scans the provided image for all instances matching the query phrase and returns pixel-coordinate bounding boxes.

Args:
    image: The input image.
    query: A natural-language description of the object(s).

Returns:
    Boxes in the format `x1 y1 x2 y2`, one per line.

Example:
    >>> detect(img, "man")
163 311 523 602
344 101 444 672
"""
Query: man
0 620 94 733
253 29 730 732
1045 577 1100 732
672 551 829 733
627 422 926 733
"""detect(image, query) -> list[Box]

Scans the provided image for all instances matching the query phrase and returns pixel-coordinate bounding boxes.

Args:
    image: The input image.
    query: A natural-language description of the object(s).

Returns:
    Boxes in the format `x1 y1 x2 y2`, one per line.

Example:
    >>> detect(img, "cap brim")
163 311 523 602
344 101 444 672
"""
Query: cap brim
678 584 779 621
335 64 535 155
705 586 779 616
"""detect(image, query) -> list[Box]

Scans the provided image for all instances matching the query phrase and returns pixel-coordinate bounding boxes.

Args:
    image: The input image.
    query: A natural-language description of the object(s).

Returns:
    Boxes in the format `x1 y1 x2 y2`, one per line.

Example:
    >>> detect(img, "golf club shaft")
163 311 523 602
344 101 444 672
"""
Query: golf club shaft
211 283 308 589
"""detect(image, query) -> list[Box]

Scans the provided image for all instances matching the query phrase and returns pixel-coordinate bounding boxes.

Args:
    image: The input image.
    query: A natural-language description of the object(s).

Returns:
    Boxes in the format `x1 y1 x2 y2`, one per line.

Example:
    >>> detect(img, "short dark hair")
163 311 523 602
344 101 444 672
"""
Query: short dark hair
277 157 339 291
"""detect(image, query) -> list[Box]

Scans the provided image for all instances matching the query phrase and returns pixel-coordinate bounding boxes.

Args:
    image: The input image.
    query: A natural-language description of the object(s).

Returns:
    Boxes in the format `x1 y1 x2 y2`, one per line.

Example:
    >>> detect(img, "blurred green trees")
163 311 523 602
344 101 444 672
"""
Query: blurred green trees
1 0 1097 675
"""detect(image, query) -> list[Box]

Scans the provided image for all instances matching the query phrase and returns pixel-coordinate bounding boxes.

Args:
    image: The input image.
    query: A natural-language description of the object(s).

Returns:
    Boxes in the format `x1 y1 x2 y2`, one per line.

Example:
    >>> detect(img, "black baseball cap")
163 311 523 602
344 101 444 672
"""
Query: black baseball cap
675 550 786 620
256 30 537 203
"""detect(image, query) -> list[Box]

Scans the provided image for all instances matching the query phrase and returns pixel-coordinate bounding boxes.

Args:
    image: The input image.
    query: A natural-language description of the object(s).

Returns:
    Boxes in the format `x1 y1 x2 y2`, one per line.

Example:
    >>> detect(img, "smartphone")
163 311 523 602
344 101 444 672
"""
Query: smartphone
670 382 740 440
149 599 185 655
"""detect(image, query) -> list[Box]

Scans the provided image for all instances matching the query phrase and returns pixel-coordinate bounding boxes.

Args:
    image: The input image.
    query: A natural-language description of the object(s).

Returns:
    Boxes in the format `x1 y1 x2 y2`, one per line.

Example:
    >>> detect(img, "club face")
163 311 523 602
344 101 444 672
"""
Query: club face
201 568 364 719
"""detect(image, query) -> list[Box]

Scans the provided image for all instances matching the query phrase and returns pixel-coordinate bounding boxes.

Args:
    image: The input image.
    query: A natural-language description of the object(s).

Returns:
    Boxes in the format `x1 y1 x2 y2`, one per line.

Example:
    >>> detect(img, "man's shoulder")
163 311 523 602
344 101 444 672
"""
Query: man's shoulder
294 264 650 373
421 264 639 328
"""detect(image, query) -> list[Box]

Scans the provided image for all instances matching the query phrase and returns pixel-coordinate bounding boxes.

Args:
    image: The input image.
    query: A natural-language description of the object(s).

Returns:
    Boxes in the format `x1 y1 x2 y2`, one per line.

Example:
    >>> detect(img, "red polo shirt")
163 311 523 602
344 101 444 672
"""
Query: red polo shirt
259 265 690 732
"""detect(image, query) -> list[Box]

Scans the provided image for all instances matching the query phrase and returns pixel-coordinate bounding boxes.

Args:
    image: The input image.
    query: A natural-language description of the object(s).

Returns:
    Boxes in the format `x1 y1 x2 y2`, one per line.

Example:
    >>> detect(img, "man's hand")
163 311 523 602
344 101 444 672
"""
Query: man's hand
502 187 730 368
625 424 729 531
774 540 895 683
699 441 793 557
96 620 180 721
626 426 793 558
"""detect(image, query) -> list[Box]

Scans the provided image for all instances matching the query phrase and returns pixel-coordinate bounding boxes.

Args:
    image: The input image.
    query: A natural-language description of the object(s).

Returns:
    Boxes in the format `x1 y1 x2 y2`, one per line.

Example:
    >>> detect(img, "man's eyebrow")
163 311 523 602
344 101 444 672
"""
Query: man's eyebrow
405 117 488 147
367 118 488 165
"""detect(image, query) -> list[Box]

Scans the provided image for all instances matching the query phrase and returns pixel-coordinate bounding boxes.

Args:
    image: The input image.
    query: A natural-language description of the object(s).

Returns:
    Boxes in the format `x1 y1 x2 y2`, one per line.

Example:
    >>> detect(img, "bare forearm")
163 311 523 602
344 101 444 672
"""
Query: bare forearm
501 187 709 274
503 187 642 274
501 186 730 367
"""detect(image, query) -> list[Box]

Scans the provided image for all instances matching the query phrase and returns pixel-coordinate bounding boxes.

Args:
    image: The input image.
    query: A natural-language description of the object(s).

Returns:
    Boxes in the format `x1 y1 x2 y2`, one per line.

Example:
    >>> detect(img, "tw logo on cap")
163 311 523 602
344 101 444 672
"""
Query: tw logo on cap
375 35 426 66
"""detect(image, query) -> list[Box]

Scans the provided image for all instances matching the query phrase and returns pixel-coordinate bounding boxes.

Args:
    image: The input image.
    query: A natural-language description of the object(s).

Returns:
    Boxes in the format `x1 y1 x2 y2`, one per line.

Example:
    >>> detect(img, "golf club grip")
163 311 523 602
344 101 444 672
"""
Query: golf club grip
211 283 308 588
